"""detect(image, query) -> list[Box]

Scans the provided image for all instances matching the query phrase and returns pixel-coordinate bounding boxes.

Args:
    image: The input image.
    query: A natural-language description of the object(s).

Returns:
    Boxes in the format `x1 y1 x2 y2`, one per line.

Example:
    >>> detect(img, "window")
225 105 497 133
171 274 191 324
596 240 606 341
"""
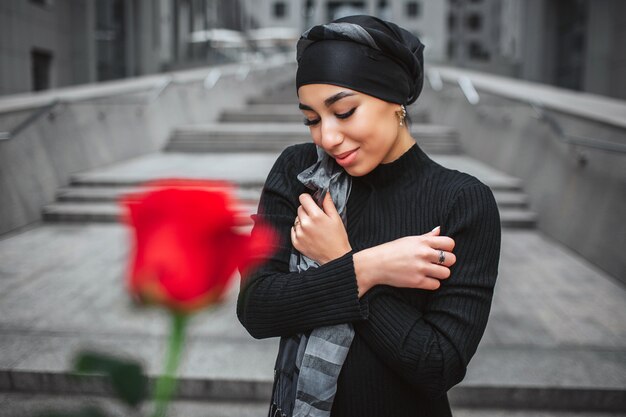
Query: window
273 2 287 18
447 40 456 59
29 0 53 6
448 12 456 30
468 41 490 61
31 48 53 91
377 0 391 20
406 1 421 18
466 13 482 31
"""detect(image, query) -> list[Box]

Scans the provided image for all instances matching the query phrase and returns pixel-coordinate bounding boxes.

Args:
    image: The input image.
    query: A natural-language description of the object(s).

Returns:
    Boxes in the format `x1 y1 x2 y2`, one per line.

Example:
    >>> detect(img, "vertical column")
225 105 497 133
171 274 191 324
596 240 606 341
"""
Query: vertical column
124 0 136 77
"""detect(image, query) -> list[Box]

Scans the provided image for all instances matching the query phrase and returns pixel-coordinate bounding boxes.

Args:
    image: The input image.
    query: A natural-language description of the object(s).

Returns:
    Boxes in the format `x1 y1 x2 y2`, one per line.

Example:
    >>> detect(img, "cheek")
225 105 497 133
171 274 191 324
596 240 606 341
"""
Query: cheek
351 113 396 150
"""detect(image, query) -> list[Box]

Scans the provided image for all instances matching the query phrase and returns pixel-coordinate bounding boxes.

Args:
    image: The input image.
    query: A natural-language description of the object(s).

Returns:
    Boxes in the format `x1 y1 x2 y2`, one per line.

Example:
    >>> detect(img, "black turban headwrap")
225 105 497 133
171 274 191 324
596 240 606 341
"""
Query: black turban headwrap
296 15 425 105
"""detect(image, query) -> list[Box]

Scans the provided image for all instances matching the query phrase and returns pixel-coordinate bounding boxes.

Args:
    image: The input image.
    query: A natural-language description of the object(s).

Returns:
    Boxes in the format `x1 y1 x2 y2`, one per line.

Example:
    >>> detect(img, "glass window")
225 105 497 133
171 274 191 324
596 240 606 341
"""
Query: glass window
273 2 287 18
448 12 456 30
468 41 490 61
406 1 421 18
466 13 482 31
447 40 456 60
31 49 53 91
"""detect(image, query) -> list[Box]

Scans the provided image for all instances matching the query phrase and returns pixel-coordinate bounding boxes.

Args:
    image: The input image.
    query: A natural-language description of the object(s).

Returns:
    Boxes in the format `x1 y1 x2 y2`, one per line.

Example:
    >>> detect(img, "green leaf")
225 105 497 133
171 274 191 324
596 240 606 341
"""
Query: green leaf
74 351 147 407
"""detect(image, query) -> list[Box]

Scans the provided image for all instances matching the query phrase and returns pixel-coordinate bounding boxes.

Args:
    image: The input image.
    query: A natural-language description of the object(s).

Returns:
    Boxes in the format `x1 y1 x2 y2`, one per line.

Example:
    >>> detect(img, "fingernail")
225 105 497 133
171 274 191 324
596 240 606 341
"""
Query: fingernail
431 226 440 232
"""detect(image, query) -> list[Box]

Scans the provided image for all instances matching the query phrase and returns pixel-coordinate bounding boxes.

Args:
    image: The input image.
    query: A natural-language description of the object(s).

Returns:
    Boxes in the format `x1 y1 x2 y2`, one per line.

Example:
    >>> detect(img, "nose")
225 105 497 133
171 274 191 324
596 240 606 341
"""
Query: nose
319 119 344 150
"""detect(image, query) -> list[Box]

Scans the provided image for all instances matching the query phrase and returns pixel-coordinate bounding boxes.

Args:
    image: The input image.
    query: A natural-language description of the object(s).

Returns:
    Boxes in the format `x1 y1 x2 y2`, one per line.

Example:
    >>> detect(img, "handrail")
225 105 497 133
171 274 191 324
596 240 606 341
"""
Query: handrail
431 65 626 129
428 69 626 155
0 56 293 141
0 100 60 141
531 103 626 154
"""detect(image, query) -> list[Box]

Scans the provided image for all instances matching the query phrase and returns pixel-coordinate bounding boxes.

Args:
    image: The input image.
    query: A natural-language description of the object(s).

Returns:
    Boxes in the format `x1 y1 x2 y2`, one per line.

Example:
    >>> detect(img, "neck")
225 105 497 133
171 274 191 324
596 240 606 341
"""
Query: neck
382 127 416 164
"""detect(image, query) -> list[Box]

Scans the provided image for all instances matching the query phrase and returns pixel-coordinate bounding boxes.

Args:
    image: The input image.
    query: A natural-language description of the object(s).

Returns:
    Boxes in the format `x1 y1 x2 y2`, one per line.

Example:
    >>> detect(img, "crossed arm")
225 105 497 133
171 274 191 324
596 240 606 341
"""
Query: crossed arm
237 148 501 398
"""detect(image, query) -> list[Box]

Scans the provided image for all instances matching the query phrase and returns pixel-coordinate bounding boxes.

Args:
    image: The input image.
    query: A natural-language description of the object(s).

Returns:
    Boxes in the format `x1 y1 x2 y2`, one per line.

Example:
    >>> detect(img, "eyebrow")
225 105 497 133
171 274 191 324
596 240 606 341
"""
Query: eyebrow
298 91 356 111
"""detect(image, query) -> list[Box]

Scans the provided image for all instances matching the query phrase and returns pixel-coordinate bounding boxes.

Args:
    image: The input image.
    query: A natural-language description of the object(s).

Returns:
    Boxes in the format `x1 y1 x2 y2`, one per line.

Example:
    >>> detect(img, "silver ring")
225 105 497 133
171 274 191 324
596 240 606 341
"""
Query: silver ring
438 250 446 265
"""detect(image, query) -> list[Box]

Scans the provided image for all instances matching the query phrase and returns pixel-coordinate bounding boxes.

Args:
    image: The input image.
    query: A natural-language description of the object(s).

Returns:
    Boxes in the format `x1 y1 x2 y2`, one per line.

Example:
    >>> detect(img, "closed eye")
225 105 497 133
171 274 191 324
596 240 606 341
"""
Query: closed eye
302 108 356 126
303 117 320 126
336 108 356 119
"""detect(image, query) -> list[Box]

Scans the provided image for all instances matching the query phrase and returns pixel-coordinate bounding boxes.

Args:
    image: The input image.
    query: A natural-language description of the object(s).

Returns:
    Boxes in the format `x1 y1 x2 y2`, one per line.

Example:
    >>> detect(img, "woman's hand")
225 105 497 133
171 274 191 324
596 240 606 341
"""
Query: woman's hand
353 227 456 297
291 192 352 265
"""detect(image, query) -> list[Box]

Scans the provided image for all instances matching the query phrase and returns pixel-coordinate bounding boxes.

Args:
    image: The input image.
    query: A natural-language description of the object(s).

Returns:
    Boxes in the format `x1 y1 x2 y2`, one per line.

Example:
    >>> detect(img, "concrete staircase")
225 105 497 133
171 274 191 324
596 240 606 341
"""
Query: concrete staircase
41 87 538 230
2 83 625 416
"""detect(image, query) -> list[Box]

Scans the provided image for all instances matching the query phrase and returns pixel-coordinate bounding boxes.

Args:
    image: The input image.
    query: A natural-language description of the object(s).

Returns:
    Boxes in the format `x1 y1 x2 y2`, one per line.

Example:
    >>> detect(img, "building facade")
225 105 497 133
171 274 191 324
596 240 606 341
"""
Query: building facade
0 0 249 96
251 0 448 62
445 0 626 100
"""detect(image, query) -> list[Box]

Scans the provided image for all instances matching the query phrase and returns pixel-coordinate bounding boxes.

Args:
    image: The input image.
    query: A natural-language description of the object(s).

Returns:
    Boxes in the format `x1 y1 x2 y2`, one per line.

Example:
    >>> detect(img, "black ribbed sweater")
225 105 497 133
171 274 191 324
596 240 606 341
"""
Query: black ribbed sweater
237 141 501 417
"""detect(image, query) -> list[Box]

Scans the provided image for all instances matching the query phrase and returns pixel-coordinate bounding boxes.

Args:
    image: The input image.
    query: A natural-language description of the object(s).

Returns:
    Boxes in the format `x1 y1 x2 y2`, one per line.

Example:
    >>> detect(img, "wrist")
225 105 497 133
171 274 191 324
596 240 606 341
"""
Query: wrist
353 247 379 298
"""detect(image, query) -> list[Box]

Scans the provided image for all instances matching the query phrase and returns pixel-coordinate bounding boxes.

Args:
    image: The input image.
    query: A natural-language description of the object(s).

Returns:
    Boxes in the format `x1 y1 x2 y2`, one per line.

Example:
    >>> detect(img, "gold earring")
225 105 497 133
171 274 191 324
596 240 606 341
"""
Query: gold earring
396 105 407 126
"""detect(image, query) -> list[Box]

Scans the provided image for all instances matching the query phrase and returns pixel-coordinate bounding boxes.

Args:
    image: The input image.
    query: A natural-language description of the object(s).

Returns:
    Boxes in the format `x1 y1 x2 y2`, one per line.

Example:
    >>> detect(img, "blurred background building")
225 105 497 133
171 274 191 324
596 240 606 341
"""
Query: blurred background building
0 1 625 415
2 0 625 98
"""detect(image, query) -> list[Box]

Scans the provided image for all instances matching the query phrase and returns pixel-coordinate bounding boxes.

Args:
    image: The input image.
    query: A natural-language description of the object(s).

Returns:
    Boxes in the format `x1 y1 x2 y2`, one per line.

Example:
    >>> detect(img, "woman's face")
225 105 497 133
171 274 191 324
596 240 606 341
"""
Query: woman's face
297 84 414 177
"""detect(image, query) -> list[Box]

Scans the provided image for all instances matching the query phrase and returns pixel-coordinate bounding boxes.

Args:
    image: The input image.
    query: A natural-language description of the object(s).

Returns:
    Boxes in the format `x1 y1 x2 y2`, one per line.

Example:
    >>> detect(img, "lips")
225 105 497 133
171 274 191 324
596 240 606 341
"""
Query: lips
335 149 358 159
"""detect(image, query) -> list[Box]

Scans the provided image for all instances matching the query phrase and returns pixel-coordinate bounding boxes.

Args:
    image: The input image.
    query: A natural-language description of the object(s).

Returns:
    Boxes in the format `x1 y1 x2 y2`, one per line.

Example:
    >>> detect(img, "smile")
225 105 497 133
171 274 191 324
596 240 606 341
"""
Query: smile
334 148 359 167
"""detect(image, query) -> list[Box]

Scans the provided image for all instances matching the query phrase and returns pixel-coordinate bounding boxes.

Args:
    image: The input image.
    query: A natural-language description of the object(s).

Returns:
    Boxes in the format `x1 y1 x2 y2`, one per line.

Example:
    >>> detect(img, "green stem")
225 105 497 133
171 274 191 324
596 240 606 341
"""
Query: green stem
152 312 188 417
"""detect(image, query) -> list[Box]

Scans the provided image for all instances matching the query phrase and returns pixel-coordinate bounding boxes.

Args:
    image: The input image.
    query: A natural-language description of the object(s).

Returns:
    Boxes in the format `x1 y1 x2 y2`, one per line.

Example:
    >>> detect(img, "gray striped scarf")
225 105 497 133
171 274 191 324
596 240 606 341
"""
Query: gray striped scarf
283 145 353 417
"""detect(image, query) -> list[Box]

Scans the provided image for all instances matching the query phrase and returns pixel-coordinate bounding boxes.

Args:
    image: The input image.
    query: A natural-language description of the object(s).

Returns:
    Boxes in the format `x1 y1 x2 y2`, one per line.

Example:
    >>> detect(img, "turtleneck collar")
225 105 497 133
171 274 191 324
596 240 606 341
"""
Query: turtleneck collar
357 141 432 186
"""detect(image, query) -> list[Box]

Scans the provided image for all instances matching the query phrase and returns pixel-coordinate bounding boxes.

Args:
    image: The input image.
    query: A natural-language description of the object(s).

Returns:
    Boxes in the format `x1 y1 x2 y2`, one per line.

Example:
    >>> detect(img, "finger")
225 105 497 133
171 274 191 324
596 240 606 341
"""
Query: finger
424 226 441 236
425 236 455 252
417 277 441 291
297 206 308 225
443 251 456 267
430 249 456 267
290 223 297 244
322 192 339 218
299 193 324 217
426 264 452 280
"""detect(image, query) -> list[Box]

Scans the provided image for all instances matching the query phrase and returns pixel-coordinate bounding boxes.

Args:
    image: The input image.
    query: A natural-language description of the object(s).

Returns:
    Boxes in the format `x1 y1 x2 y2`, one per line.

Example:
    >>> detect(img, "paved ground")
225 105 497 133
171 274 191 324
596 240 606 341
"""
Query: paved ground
0 222 624 410
1 393 624 417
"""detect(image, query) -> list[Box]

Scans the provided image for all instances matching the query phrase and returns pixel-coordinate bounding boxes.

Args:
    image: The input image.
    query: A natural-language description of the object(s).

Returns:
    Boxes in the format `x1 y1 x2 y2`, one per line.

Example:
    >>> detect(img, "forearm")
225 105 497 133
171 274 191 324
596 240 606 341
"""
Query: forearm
353 247 379 297
237 251 368 339
353 183 500 397
353 290 468 398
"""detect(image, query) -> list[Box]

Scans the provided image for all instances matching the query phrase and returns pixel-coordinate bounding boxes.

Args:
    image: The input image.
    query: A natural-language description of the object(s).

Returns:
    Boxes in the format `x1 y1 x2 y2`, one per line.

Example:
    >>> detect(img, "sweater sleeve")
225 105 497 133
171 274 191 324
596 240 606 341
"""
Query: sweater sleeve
353 182 501 399
237 146 368 339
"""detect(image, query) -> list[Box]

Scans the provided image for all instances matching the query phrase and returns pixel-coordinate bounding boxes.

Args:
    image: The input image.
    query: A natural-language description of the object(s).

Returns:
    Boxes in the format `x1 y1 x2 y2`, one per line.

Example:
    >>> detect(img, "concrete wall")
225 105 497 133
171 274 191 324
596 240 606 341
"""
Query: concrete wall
418 66 626 282
0 57 295 236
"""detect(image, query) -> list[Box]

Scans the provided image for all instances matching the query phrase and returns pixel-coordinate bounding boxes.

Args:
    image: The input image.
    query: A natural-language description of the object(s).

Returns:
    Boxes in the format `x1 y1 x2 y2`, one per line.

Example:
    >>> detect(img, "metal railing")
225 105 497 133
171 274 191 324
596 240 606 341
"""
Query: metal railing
0 55 288 141
427 69 626 155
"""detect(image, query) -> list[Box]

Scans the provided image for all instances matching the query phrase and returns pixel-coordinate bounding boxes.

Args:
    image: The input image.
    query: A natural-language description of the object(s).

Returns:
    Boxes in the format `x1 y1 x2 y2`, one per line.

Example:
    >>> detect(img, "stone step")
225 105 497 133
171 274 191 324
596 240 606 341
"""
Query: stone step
491 190 529 209
3 392 624 417
248 92 297 106
166 139 461 154
65 152 527 194
171 122 458 142
167 123 461 153
41 203 256 227
498 209 537 229
56 186 529 210
41 202 535 228
1 349 624 412
56 186 263 204
220 104 430 124
68 173 523 194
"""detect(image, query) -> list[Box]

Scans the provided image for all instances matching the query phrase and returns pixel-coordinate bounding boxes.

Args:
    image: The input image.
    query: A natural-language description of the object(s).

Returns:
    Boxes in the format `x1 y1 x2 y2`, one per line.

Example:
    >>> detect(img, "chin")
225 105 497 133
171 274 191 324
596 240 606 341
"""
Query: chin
344 164 371 177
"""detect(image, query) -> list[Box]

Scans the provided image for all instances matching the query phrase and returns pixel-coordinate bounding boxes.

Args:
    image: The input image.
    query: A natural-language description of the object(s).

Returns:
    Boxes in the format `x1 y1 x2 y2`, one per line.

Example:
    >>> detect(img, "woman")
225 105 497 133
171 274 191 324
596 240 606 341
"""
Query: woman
237 15 501 417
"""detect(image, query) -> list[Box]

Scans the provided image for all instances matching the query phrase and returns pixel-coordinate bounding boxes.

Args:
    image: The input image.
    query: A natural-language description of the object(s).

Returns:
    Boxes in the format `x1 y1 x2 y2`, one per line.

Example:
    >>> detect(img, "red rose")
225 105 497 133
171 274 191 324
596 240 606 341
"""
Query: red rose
120 178 275 313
